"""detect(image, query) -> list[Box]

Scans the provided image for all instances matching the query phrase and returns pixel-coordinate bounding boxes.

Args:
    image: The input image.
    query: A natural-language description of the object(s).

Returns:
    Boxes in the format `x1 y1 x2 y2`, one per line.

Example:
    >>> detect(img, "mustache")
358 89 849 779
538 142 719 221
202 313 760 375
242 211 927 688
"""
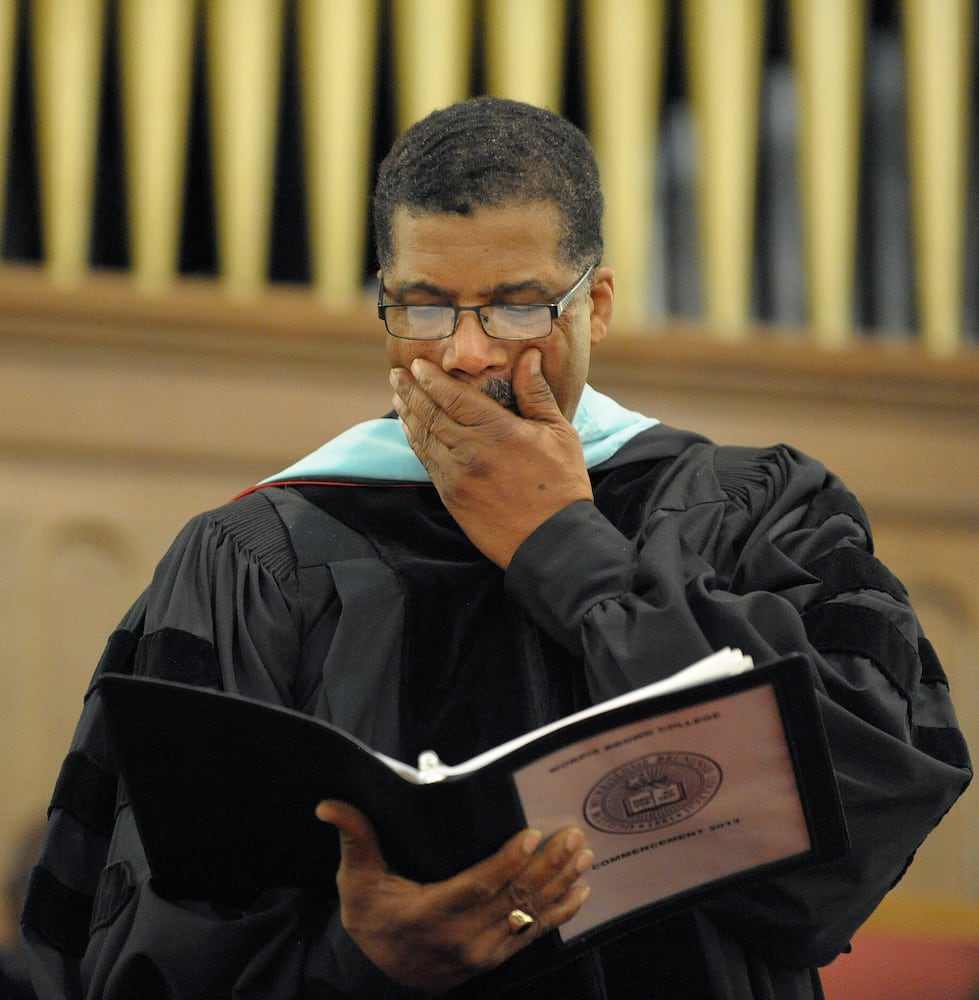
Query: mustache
481 378 521 416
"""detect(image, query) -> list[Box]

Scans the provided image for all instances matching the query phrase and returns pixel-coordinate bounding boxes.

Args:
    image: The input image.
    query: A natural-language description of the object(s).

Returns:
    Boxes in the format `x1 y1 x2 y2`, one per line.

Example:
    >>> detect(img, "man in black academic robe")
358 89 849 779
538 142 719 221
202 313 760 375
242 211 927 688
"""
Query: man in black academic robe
22 97 971 1000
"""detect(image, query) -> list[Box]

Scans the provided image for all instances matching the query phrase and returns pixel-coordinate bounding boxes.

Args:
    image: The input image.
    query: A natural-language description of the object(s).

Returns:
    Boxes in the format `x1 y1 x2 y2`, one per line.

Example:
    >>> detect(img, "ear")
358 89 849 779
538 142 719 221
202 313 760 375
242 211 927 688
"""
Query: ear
588 266 614 346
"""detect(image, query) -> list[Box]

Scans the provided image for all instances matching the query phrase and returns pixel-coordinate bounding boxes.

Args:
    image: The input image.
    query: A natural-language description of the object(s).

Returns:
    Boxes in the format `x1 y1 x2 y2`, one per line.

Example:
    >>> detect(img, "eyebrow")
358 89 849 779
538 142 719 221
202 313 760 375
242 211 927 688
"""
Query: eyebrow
385 277 555 302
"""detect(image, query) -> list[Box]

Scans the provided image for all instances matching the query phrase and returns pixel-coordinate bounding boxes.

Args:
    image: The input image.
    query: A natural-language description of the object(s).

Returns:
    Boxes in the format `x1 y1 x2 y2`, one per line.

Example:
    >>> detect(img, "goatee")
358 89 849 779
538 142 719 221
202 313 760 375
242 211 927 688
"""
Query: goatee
482 378 521 416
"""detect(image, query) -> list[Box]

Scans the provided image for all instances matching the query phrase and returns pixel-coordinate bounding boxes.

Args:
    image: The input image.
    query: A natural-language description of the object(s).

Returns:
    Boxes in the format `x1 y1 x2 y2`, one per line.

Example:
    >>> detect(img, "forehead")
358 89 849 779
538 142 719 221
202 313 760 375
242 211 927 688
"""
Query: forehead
388 201 568 284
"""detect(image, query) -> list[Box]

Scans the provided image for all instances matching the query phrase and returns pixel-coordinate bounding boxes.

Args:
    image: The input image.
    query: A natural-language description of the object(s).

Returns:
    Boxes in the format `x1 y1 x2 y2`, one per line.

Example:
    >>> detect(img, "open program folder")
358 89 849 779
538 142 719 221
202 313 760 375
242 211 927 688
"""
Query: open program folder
97 648 848 946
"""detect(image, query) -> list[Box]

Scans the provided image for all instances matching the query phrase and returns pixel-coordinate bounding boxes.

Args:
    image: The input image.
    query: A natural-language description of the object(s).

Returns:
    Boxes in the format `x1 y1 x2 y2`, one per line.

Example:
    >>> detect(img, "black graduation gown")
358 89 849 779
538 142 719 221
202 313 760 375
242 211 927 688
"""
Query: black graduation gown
22 424 971 999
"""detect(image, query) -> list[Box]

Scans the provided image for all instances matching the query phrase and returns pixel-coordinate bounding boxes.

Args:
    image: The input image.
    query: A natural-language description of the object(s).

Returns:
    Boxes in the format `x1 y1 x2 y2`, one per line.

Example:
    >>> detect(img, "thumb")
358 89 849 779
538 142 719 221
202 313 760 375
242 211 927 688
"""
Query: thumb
513 349 562 422
316 799 389 875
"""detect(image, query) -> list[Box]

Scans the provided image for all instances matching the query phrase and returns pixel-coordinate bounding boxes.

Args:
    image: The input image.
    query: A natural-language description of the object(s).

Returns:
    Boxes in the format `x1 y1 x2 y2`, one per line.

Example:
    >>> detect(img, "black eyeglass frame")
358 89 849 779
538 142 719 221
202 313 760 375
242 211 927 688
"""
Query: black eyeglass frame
377 264 596 341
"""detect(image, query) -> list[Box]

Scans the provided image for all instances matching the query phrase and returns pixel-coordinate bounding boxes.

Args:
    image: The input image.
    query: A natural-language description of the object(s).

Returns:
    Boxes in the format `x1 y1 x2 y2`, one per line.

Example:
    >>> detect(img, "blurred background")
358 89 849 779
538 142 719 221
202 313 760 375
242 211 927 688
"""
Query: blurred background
0 2 976 998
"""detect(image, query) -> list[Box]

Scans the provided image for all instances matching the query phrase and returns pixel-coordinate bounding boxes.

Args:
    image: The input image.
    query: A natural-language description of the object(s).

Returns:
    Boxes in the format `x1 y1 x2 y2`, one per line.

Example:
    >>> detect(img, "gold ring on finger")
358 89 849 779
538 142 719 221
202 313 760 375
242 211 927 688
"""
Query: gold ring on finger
507 908 535 935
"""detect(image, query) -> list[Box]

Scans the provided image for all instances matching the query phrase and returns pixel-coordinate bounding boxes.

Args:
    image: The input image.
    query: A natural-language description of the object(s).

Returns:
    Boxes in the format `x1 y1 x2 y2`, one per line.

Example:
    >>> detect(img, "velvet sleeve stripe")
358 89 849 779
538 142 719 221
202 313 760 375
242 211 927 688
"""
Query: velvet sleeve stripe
800 488 873 546
134 627 222 687
91 628 139 680
917 635 950 687
802 601 919 703
913 723 972 771
21 865 94 957
803 547 908 605
89 861 137 935
49 751 118 833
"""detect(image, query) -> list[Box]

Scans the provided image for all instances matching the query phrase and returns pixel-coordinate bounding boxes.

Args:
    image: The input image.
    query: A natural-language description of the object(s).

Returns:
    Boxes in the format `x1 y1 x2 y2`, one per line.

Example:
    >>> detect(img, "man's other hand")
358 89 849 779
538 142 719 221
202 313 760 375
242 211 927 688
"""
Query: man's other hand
315 799 593 994
390 349 593 568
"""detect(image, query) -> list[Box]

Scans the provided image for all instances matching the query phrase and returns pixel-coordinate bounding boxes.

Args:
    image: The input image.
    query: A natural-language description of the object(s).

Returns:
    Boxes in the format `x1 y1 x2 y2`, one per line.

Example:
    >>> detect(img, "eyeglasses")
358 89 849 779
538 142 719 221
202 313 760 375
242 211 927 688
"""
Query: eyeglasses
377 265 595 341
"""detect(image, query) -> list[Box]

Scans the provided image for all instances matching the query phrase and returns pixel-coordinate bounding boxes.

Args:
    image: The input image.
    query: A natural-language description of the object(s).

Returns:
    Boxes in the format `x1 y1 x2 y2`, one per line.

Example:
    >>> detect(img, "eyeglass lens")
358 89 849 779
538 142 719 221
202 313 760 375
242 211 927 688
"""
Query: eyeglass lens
385 304 551 340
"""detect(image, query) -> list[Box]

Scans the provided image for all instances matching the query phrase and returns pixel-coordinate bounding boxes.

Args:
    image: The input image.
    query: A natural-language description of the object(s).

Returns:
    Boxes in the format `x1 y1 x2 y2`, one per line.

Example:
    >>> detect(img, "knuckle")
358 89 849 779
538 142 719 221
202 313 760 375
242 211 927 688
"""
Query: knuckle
441 384 469 413
464 876 499 905
420 395 445 425
403 394 437 430
416 425 436 454
505 879 535 913
451 443 481 473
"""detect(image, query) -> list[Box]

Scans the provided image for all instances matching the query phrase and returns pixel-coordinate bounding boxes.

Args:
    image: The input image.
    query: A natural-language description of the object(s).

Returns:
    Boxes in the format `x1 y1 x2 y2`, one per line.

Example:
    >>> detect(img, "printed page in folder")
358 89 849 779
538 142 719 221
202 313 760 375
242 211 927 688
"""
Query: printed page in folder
514 680 810 941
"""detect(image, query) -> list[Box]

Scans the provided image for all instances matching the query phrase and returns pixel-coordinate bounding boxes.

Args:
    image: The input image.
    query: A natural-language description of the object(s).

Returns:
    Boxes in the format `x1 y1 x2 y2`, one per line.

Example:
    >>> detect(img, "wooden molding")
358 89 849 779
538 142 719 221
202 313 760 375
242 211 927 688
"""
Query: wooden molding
2 264 977 519
3 265 977 403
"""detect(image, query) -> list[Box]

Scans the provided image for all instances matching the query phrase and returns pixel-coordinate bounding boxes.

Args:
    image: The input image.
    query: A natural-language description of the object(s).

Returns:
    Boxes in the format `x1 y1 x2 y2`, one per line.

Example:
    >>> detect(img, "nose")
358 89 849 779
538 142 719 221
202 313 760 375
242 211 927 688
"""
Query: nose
440 310 509 377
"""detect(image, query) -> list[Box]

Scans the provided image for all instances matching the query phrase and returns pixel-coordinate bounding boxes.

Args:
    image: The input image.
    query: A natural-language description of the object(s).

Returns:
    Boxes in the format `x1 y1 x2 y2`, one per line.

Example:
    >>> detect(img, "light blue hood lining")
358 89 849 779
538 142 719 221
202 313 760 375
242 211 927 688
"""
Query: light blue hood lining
261 385 659 484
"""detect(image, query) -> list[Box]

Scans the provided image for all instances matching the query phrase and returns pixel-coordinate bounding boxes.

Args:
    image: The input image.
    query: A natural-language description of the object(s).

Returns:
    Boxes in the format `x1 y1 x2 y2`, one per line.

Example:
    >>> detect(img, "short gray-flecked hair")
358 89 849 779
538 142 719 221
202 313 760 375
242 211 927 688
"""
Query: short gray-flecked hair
373 97 604 271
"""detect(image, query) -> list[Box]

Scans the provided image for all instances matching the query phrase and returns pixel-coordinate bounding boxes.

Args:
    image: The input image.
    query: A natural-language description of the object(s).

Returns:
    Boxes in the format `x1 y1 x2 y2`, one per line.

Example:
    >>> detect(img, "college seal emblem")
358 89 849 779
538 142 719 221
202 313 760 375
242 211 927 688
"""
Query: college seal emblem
584 752 722 834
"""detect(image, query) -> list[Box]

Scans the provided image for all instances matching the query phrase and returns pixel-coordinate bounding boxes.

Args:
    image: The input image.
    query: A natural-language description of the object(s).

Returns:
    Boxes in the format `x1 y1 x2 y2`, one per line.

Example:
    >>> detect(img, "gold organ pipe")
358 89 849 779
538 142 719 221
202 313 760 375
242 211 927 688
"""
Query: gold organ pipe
903 0 973 356
299 0 378 302
393 0 474 133
584 0 665 327
4 0 974 361
118 0 195 290
684 0 765 338
484 0 565 110
790 0 865 348
31 0 105 283
206 0 284 293
0 0 16 241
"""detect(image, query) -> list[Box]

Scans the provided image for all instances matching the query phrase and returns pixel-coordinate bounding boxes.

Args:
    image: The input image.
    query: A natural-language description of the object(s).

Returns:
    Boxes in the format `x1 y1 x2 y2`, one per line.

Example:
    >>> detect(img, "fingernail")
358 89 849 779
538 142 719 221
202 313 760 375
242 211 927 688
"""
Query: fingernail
389 369 399 388
529 349 541 375
575 884 591 905
522 829 543 855
564 828 584 853
410 358 423 378
575 849 595 875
